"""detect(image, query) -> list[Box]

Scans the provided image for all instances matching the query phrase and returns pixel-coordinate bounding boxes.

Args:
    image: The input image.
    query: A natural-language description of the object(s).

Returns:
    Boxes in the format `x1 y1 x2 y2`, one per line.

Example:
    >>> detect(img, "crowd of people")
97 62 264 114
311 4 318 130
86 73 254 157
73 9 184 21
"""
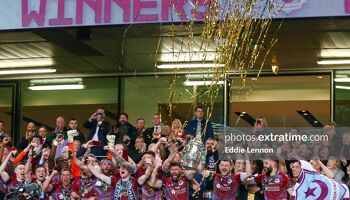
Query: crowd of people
0 106 349 199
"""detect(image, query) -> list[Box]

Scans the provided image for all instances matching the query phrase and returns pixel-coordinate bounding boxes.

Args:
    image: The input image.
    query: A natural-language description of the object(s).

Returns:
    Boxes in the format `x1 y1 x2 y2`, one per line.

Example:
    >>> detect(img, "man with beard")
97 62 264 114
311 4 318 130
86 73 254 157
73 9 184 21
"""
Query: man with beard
111 112 137 146
162 162 200 200
88 149 138 200
88 159 117 199
205 138 218 172
201 159 252 200
43 169 73 200
252 159 292 200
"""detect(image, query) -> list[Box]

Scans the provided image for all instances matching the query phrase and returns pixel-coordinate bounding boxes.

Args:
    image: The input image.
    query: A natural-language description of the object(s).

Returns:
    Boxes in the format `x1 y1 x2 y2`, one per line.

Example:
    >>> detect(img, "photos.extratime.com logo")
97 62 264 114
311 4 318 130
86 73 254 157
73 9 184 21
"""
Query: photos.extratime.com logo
217 127 350 160
224 132 329 143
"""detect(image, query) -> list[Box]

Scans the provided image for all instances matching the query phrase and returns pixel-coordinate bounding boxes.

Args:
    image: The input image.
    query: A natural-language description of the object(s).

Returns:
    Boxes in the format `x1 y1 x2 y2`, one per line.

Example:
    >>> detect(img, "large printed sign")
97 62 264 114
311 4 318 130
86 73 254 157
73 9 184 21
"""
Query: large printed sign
0 0 349 30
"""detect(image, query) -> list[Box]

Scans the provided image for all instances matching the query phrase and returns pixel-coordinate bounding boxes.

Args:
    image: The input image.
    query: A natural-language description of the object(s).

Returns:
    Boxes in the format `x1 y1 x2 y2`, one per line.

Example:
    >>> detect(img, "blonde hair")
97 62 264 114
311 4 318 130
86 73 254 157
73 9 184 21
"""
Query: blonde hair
254 116 267 128
171 119 182 130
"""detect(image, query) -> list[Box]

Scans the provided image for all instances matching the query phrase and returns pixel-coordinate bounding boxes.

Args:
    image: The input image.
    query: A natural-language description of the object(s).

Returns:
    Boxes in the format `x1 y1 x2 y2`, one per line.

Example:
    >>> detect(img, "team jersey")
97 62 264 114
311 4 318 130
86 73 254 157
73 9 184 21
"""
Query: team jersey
7 176 25 193
51 183 72 200
162 176 190 200
72 175 96 199
254 172 292 200
94 174 119 199
212 173 243 200
0 177 8 194
141 181 163 200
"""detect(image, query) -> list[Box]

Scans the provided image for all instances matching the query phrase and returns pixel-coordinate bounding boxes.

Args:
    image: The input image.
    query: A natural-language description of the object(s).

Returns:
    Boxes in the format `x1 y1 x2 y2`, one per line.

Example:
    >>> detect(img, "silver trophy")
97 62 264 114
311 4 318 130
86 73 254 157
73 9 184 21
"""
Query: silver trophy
106 135 116 149
180 133 206 170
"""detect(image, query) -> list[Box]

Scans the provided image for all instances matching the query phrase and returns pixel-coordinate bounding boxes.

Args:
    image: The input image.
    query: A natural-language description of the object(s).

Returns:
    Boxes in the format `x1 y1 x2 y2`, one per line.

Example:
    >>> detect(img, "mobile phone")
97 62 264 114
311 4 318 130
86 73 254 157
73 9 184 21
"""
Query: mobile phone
68 149 73 158
91 140 101 146
123 139 130 145
172 139 181 145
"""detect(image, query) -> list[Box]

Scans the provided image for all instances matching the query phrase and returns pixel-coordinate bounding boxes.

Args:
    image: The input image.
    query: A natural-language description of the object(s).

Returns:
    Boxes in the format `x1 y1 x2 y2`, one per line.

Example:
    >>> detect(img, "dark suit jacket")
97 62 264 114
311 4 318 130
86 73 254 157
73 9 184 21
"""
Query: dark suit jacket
184 119 214 142
111 122 137 146
143 127 155 146
66 128 86 143
83 119 111 156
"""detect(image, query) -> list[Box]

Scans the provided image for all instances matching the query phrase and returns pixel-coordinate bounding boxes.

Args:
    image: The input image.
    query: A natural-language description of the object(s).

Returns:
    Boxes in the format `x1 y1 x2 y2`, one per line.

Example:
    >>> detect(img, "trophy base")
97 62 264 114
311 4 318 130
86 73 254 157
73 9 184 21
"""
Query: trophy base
181 161 199 170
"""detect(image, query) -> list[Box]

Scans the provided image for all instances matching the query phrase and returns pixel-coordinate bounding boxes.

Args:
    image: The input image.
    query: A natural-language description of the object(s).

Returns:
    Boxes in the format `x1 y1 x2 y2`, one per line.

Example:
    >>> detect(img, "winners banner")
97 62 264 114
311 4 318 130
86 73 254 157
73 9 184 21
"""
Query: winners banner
0 0 349 30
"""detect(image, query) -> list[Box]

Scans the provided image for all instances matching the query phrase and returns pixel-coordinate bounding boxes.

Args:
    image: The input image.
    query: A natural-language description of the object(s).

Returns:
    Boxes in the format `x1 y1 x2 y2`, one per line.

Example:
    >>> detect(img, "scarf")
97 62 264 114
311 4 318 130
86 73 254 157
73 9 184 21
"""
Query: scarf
60 185 71 200
114 178 136 200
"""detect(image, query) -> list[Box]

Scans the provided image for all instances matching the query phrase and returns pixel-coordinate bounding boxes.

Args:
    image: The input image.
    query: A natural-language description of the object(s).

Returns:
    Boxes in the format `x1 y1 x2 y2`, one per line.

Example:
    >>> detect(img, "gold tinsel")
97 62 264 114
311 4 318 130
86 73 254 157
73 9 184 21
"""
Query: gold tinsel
156 0 280 134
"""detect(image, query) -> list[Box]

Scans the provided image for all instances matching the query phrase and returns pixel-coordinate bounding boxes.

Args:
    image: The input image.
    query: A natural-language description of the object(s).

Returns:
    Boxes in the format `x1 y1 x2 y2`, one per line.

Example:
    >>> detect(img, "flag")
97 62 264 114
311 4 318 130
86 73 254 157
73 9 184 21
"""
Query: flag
292 160 349 200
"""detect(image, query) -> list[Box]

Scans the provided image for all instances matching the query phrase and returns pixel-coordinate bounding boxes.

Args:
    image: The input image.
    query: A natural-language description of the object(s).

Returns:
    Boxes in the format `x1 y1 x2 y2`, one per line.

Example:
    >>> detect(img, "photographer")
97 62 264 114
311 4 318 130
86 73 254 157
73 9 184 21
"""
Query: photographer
83 108 111 156
47 117 67 146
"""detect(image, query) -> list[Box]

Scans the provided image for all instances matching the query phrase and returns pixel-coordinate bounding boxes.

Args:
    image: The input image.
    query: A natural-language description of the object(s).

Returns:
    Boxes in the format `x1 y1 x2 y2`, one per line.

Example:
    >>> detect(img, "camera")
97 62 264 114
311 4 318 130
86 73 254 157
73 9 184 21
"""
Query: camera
5 183 40 200
0 134 5 141
31 146 37 157
172 139 182 145
123 138 130 145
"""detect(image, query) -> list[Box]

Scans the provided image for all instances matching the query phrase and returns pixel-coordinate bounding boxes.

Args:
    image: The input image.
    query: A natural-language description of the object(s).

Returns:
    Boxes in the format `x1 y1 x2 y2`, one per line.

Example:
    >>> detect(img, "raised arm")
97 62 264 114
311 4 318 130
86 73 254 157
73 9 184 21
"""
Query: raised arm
48 144 57 171
83 113 97 129
87 164 111 185
149 164 162 188
13 144 32 165
25 153 33 183
0 150 15 172
150 138 165 153
241 157 252 180
162 144 178 172
138 165 153 186
318 160 334 179
0 151 15 182
42 170 57 192
48 135 64 171
72 155 88 171
111 151 136 174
